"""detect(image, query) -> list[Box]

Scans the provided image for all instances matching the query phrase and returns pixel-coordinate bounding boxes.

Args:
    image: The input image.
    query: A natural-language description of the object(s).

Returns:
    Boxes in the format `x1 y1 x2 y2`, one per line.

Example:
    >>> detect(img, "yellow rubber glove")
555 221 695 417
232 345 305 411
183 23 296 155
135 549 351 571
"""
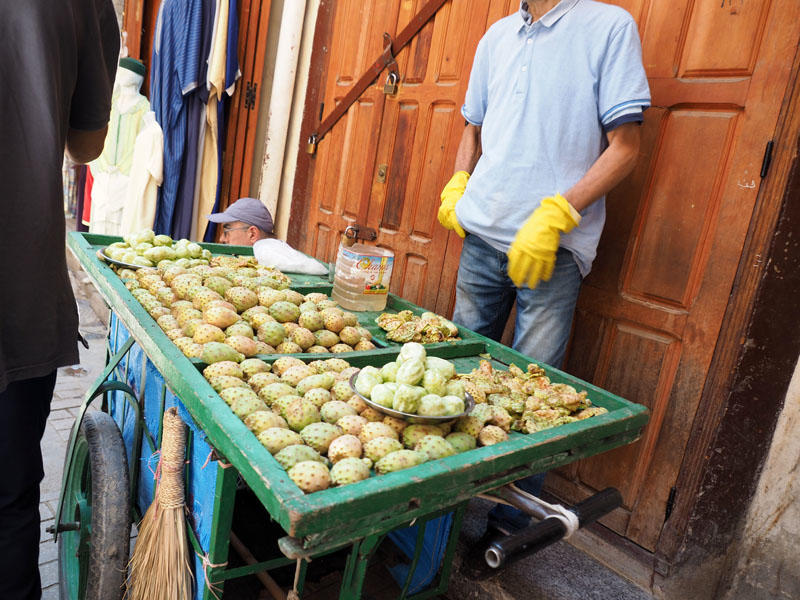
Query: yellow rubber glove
507 194 582 289
437 171 469 238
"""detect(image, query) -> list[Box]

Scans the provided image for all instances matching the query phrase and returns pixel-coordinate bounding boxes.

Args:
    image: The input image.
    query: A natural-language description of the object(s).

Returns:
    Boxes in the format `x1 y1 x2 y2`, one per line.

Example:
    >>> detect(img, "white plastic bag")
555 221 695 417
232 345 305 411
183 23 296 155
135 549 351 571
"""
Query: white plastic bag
253 238 328 275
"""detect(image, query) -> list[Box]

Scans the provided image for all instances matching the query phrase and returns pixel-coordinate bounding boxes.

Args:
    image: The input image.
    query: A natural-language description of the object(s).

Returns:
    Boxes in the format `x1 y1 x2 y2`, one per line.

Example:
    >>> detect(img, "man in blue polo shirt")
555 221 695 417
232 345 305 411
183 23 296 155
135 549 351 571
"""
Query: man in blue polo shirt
438 0 649 545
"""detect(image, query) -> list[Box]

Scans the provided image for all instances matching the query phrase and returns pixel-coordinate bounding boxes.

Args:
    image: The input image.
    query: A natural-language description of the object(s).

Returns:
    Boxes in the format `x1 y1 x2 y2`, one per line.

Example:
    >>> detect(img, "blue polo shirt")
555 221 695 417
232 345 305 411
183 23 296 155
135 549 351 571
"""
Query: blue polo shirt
456 0 650 276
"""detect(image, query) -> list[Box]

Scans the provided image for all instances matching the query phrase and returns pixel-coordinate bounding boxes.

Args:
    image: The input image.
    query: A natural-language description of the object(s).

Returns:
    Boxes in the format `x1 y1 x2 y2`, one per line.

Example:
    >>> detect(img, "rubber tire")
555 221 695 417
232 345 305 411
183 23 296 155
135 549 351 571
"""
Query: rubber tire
59 411 131 600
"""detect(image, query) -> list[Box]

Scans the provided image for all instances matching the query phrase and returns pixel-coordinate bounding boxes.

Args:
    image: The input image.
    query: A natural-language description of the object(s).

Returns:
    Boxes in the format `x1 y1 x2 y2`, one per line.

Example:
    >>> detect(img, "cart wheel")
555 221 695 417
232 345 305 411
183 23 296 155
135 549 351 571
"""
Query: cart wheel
59 411 131 600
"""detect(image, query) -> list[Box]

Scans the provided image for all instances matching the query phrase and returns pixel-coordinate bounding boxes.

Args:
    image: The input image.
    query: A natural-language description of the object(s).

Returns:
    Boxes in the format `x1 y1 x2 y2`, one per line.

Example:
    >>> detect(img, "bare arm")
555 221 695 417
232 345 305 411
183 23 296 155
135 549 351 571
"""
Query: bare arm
564 122 641 212
453 123 482 174
65 125 108 164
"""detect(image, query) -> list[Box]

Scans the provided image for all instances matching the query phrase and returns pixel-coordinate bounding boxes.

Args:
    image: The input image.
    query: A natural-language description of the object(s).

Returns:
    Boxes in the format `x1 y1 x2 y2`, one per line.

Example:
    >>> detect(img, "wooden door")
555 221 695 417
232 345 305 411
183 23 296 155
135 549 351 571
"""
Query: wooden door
297 0 800 554
548 0 800 552
301 0 519 314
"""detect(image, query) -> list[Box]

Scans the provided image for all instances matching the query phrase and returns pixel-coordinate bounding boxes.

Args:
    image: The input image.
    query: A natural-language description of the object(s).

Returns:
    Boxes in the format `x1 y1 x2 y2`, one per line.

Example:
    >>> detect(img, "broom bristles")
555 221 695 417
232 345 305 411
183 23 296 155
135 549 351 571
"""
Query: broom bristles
126 408 194 600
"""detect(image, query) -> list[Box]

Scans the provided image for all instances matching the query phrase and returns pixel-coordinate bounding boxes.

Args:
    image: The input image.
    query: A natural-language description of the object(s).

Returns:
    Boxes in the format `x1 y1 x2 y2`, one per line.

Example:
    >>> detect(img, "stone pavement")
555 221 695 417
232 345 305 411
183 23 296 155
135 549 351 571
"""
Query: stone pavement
38 265 109 599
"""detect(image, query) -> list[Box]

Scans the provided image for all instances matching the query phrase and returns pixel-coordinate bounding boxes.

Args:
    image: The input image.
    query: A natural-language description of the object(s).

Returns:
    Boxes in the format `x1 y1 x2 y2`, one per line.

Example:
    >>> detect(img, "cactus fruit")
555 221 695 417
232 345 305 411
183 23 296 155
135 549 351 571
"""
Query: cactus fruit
336 414 368 437
288 461 331 493
297 311 324 332
445 432 477 453
247 371 280 393
258 382 297 405
272 356 305 375
274 445 326 470
320 400 357 424
193 323 226 344
363 437 403 463
314 330 339 348
276 341 303 354
219 387 260 407
269 301 301 323
284 398 321 431
230 395 268 419
225 321 254 339
257 287 287 308
353 340 376 352
415 435 456 460
359 407 384 422
203 361 244 380
359 422 399 444
281 365 317 387
375 450 426 474
257 321 286 347
243 411 288 435
303 388 332 409
327 434 363 463
330 343 354 354
207 375 249 393
299 422 343 454
382 416 407 436
239 358 270 379
454 416 483 438
225 335 258 357
257 427 303 454
402 424 444 449
225 286 258 312
330 457 371 486
201 342 244 364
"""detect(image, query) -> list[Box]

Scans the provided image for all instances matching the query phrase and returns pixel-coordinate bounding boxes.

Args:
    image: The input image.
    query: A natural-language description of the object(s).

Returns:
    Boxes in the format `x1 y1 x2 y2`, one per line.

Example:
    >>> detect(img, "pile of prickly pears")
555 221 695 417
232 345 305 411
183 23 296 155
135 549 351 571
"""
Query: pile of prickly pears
376 310 460 343
201 353 487 494
115 252 378 361
104 228 213 268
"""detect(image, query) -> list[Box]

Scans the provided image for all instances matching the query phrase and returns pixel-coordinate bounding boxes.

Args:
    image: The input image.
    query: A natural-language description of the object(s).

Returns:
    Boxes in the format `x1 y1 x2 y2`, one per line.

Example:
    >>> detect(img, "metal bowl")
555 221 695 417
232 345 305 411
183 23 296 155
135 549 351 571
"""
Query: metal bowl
96 248 145 270
349 370 474 425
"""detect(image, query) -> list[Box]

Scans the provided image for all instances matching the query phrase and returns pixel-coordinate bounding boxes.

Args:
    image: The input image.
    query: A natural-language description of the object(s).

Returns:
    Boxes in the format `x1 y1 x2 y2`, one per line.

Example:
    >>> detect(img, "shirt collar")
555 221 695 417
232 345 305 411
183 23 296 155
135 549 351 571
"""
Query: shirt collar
518 0 580 31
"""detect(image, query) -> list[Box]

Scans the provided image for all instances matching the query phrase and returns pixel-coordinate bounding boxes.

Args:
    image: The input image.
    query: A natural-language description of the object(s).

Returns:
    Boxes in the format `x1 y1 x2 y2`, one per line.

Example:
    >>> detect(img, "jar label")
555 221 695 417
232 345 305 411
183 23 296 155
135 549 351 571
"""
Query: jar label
341 247 394 295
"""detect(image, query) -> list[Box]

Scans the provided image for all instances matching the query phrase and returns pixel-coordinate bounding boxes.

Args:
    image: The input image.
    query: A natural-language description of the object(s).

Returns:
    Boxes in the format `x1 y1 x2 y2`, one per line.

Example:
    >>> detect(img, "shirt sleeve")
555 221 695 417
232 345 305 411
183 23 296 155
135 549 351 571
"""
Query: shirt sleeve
69 0 120 131
461 35 490 126
597 17 650 132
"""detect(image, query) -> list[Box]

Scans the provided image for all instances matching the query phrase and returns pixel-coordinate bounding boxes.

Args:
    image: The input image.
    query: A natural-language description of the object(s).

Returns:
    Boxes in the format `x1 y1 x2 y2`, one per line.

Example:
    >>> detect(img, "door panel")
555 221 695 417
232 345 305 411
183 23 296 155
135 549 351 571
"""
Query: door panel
297 0 800 553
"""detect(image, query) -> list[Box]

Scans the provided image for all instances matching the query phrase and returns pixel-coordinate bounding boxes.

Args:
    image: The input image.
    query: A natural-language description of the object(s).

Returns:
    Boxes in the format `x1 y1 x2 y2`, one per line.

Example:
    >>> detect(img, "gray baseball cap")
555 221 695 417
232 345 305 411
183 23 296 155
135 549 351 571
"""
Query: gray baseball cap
207 197 274 233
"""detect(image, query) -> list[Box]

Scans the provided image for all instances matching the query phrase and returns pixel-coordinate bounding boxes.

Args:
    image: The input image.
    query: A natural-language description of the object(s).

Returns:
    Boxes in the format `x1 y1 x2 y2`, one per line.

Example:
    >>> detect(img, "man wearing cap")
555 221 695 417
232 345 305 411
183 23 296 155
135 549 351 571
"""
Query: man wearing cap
207 197 275 246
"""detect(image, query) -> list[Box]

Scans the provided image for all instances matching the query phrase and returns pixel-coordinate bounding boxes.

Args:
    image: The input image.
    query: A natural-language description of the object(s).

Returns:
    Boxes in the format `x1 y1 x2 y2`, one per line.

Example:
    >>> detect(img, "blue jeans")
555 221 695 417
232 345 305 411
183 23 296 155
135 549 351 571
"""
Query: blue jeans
452 234 582 531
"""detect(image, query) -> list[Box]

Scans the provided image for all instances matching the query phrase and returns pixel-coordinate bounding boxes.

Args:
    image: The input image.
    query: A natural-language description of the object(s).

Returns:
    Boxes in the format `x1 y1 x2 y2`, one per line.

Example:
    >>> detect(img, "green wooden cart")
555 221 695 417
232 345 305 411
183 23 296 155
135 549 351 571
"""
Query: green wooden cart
52 231 649 600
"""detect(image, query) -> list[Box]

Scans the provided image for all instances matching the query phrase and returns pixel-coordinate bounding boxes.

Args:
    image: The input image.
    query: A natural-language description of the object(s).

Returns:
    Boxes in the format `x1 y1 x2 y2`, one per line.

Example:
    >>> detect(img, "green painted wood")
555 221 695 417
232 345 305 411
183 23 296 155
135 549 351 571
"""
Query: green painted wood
68 231 649 555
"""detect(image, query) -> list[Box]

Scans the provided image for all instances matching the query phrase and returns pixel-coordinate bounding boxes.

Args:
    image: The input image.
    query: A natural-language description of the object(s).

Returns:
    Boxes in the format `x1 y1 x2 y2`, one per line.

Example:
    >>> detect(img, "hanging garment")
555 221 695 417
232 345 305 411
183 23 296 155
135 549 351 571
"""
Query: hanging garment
120 111 164 233
82 167 94 229
88 90 150 235
197 0 239 242
151 0 204 237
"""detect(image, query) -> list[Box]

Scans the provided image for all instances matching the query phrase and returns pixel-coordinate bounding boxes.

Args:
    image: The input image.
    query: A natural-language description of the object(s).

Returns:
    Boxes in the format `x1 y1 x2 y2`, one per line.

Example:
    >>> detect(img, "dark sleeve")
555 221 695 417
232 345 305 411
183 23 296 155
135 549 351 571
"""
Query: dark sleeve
69 0 120 131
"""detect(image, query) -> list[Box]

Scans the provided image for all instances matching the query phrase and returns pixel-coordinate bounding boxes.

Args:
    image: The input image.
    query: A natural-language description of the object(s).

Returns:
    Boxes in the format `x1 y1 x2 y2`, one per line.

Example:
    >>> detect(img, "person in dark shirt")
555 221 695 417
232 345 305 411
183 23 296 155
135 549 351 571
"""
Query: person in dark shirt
0 2 119 597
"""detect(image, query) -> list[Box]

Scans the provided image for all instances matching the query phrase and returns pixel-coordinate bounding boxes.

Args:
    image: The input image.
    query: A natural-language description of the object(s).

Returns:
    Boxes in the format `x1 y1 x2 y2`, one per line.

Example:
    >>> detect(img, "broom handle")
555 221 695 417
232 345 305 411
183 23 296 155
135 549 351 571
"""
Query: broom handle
159 407 187 509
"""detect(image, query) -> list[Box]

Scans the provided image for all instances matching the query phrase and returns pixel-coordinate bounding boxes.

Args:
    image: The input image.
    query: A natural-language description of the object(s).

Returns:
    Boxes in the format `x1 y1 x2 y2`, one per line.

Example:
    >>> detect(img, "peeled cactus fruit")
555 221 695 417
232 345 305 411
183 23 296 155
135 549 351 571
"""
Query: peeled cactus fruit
288 461 331 493
363 437 403 463
327 434 362 463
415 435 456 460
202 342 244 364
203 361 244 379
300 422 343 454
478 425 508 446
243 411 288 435
375 450 426 474
330 457 371 486
258 427 303 454
274 445 326 470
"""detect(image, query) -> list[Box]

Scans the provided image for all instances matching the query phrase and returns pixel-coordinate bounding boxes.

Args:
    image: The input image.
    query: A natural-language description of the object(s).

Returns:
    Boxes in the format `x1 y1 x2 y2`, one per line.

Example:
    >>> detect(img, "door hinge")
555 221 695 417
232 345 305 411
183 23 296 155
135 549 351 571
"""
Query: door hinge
664 486 677 523
319 102 325 121
760 140 774 178
244 81 258 110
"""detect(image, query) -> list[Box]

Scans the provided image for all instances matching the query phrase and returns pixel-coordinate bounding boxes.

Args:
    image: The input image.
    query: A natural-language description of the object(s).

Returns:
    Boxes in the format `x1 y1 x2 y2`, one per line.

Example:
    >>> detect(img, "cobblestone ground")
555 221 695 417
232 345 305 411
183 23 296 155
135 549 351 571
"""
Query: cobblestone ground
38 268 108 599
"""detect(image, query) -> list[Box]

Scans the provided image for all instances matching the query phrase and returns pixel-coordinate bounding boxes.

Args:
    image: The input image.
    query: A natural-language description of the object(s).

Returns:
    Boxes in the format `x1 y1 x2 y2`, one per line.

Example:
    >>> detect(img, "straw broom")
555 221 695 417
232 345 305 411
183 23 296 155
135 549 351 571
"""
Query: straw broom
126 407 194 600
